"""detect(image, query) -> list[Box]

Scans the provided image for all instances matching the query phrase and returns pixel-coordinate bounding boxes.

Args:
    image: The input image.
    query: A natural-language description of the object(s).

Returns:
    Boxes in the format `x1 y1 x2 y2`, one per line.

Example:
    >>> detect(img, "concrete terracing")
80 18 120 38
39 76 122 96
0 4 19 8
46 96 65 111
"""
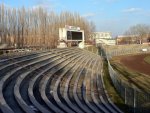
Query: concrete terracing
0 47 123 113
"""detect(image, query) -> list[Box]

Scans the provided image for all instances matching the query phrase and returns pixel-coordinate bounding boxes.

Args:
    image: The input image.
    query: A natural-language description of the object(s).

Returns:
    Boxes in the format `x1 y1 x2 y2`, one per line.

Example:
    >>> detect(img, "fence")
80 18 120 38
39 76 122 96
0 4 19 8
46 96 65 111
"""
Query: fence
104 44 150 59
100 44 150 113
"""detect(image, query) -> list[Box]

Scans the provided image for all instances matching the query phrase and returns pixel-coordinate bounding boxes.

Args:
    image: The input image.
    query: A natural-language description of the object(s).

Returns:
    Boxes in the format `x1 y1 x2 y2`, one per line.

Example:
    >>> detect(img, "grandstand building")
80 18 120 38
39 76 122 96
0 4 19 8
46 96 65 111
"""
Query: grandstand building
57 25 85 48
90 32 116 45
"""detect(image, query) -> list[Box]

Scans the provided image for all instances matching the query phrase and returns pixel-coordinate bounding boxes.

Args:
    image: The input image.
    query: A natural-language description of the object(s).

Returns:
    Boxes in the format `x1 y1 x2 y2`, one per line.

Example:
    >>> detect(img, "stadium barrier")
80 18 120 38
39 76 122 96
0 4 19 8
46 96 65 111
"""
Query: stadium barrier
99 44 150 113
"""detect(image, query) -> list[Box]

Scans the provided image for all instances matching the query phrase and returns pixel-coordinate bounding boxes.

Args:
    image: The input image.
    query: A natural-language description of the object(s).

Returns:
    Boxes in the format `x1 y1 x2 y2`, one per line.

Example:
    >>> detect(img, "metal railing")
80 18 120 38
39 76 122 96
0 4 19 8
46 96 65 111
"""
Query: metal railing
99 44 150 113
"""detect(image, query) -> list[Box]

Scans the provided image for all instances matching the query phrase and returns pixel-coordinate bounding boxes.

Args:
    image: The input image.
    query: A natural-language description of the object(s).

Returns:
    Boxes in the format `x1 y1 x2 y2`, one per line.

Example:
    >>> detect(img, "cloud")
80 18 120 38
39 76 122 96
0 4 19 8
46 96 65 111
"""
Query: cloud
32 0 58 11
82 13 96 18
122 8 142 13
106 0 118 3
32 4 50 9
89 0 100 4
89 0 119 4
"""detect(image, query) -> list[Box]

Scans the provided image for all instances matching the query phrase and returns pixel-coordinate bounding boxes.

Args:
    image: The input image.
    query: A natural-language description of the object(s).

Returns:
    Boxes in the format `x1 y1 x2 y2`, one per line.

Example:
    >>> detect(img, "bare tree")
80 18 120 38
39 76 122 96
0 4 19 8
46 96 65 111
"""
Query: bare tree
0 4 5 44
0 4 95 48
125 24 150 44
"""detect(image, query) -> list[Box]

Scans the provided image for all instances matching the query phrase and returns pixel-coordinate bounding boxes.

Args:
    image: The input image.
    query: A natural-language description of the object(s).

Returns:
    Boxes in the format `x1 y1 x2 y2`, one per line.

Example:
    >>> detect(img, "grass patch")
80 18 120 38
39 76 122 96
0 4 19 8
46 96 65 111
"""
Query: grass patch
110 63 141 78
110 57 150 92
103 60 129 113
144 56 150 64
84 45 98 54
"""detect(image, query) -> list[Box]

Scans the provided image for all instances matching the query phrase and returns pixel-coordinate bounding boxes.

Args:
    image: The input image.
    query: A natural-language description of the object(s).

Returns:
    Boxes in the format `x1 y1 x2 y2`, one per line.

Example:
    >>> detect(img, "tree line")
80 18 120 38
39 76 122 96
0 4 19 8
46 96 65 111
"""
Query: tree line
118 24 150 44
0 4 95 48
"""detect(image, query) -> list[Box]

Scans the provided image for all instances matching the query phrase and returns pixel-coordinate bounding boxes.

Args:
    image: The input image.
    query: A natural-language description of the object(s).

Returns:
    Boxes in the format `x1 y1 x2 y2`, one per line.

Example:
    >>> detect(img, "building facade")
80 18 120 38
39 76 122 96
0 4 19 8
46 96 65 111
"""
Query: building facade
116 34 150 45
90 32 116 45
90 32 112 40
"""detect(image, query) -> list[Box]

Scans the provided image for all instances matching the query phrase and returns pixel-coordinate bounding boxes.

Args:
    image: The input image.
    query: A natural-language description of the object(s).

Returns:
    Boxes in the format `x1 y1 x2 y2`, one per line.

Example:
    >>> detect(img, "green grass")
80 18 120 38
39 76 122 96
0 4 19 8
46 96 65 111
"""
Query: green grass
87 47 132 112
144 56 150 64
103 60 129 113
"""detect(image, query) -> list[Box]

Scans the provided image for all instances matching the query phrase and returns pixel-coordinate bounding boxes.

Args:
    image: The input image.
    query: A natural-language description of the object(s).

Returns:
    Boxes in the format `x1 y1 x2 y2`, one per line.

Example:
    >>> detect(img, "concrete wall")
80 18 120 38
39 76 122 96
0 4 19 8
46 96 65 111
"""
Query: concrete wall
90 32 112 40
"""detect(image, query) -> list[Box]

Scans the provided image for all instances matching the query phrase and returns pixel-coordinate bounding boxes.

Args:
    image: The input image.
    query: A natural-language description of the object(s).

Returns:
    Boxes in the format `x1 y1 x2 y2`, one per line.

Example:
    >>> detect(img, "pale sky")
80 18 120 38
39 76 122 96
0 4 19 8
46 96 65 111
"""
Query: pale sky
1 0 150 37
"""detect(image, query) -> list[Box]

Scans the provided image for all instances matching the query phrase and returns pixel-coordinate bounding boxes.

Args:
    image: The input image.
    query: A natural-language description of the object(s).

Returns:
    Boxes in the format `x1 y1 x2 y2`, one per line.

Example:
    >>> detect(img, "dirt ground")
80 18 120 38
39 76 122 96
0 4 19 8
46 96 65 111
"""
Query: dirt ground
120 53 150 76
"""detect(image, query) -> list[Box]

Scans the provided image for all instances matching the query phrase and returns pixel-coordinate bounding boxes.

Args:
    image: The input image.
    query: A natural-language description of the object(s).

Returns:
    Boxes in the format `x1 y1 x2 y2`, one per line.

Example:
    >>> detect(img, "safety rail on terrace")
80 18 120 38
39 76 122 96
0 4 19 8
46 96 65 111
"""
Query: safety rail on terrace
99 44 150 113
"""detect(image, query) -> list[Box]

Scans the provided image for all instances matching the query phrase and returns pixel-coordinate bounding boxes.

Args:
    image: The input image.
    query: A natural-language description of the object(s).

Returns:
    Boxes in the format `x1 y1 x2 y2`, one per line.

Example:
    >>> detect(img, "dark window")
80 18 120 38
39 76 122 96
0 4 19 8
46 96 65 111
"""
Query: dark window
67 31 82 40
67 31 72 40
147 37 150 42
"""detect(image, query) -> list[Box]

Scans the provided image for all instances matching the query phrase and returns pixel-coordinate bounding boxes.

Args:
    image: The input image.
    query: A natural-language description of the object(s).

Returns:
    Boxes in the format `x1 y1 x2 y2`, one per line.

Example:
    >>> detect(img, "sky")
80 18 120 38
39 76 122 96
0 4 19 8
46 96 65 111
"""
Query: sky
1 0 150 37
